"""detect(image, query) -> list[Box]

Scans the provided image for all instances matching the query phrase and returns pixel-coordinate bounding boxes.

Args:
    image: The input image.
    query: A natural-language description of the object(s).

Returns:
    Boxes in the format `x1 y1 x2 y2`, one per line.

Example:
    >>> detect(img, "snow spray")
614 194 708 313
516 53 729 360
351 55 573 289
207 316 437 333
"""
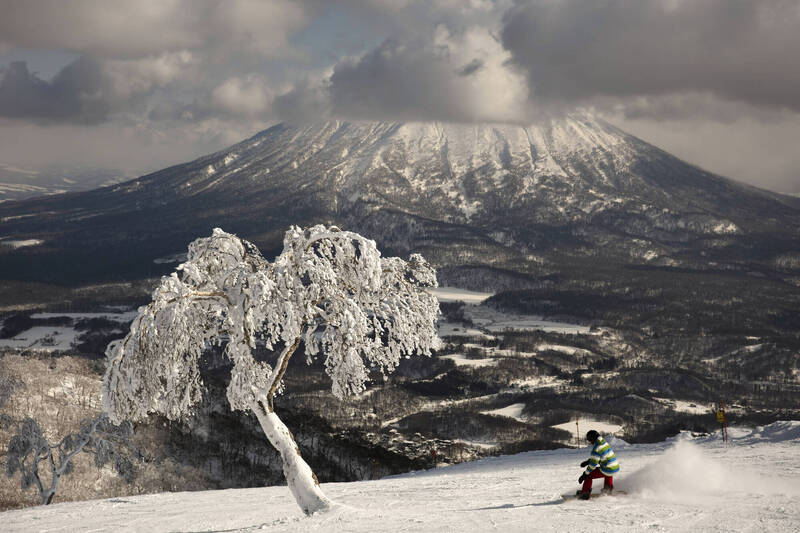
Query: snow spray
623 440 800 503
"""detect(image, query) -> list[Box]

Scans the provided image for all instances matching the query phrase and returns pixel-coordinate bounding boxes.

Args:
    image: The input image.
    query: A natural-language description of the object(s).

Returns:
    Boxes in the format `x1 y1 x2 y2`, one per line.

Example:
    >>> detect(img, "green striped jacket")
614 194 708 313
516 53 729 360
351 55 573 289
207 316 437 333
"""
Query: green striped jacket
584 436 620 476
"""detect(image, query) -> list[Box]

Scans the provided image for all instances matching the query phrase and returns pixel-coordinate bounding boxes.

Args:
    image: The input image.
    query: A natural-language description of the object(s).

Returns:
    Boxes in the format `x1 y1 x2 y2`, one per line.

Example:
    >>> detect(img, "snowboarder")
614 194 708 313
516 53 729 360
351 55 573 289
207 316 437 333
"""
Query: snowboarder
576 430 620 500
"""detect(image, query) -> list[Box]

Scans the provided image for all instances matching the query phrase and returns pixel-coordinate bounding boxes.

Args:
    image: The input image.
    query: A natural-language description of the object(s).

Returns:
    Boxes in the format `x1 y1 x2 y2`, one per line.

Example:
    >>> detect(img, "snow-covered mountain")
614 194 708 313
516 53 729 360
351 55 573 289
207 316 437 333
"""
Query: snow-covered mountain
108 114 800 223
1 113 799 285
4 422 799 532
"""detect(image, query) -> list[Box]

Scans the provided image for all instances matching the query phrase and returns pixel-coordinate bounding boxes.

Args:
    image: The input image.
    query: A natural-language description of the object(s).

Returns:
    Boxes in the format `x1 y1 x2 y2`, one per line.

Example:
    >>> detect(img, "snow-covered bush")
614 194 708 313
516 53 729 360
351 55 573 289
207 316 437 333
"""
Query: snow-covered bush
102 225 440 514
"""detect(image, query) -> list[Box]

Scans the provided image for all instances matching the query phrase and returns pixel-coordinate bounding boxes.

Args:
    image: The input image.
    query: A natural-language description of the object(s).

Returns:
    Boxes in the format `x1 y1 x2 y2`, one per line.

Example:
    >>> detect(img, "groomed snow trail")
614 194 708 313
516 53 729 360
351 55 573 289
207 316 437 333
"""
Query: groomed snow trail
4 422 799 532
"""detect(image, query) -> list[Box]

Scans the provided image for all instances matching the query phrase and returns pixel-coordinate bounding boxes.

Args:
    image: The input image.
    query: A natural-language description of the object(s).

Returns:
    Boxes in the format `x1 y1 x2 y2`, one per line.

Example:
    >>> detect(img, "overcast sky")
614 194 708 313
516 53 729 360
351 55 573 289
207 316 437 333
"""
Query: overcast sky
1 0 799 193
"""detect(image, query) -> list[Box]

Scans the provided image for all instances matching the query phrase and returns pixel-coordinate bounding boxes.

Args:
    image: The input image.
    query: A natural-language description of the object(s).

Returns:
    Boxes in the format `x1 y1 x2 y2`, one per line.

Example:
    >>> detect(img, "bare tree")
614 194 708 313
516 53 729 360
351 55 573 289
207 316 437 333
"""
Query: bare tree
102 225 440 515
4 414 135 505
0 371 19 409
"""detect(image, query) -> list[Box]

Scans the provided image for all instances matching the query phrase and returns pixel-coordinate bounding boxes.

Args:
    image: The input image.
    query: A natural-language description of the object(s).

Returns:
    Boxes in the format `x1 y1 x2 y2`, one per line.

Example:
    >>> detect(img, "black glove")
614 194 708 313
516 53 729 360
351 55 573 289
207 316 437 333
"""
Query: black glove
580 460 590 468
578 474 587 484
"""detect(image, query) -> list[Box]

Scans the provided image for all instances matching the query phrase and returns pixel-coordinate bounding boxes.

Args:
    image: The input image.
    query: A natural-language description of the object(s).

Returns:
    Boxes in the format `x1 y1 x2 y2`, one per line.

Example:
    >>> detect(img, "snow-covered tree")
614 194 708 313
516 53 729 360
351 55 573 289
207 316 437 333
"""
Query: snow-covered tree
102 225 440 515
3 414 135 505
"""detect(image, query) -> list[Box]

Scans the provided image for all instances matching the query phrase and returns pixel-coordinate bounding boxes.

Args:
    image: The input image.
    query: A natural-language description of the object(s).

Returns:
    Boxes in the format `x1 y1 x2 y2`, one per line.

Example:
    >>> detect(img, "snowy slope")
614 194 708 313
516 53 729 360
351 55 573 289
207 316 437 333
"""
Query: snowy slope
4 422 799 532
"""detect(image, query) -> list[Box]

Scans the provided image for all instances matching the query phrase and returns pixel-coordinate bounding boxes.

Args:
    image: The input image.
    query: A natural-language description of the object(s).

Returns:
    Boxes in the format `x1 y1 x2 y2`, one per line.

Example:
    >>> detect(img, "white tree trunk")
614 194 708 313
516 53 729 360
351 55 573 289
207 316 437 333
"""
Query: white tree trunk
251 400 331 515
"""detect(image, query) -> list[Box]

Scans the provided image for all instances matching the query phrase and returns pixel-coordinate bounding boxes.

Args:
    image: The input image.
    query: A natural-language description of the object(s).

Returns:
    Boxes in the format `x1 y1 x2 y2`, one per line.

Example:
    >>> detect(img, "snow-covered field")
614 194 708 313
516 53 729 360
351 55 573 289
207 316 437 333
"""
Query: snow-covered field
0 326 81 350
482 402 527 421
429 287 494 303
654 398 714 415
436 322 491 338
439 353 498 367
4 422 799 532
432 286 591 338
478 405 623 440
551 417 624 437
0 238 44 249
29 312 138 322
0 311 134 351
481 316 592 335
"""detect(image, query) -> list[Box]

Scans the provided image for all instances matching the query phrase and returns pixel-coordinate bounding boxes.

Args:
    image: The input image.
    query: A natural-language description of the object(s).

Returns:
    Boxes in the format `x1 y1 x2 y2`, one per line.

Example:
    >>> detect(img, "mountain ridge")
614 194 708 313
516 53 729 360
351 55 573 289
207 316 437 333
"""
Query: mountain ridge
1 113 799 285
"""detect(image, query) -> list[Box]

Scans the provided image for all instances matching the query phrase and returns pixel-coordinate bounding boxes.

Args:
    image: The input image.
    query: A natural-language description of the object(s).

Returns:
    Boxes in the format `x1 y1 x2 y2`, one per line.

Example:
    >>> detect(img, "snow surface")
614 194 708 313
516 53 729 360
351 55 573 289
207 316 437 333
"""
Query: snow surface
428 287 494 303
432 287 589 338
654 398 713 415
31 312 138 322
712 221 739 234
0 326 79 350
436 321 492 339
464 304 592 334
551 417 624 436
0 312 135 351
481 402 527 422
508 375 563 390
484 318 592 334
3 422 799 532
153 252 188 264
1 238 44 248
439 353 498 368
534 343 594 356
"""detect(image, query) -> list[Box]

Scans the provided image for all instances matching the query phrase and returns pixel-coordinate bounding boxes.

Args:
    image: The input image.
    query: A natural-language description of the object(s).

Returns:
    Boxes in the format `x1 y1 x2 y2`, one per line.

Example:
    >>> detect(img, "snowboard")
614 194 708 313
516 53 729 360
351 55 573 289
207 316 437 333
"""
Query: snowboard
561 490 626 501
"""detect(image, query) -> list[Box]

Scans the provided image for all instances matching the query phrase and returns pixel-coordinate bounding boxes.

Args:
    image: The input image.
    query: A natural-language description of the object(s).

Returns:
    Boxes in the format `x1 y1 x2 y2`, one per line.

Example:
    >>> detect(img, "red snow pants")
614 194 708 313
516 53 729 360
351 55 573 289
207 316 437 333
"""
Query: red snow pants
582 469 613 493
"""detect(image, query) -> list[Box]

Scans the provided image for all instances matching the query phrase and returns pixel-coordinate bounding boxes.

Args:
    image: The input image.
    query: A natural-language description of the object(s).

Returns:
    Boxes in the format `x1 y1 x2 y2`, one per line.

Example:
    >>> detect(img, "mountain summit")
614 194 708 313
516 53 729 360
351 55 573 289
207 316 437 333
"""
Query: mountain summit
1 114 799 284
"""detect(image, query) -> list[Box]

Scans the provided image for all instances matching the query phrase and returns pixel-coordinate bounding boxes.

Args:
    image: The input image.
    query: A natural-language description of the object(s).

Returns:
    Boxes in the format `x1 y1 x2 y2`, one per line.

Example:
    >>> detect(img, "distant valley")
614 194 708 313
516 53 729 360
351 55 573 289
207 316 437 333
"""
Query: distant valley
0 163 126 203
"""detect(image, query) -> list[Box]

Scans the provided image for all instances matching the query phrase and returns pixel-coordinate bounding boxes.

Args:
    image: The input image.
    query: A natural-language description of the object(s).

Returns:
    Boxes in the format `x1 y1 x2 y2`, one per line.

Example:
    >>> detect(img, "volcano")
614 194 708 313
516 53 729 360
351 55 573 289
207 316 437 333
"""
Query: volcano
1 113 799 285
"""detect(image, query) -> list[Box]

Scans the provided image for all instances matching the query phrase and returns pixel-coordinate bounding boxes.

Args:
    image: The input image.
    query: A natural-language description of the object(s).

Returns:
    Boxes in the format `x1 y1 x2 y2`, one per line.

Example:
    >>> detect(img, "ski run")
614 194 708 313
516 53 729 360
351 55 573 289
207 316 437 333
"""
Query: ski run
4 421 799 532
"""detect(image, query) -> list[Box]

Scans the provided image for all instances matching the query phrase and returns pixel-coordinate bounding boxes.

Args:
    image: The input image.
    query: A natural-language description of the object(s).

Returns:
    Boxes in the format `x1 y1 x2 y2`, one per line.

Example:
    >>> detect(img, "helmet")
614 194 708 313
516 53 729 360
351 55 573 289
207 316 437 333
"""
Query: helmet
586 430 599 443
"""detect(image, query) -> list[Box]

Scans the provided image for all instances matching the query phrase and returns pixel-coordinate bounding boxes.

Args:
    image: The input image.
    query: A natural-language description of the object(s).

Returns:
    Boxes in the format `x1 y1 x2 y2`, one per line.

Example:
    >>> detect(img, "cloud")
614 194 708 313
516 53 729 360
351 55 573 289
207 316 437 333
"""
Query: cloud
211 75 274 117
0 52 197 123
0 0 310 60
106 51 197 100
279 24 528 124
327 37 472 122
4 0 800 127
273 78 332 124
0 1 314 124
0 1 522 126
457 58 484 77
0 58 112 123
501 0 800 114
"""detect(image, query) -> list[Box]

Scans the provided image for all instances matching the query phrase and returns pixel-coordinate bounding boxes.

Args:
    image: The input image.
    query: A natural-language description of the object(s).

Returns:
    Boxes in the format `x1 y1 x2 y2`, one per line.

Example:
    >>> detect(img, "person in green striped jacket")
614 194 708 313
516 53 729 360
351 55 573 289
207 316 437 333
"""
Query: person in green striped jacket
577 430 620 500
